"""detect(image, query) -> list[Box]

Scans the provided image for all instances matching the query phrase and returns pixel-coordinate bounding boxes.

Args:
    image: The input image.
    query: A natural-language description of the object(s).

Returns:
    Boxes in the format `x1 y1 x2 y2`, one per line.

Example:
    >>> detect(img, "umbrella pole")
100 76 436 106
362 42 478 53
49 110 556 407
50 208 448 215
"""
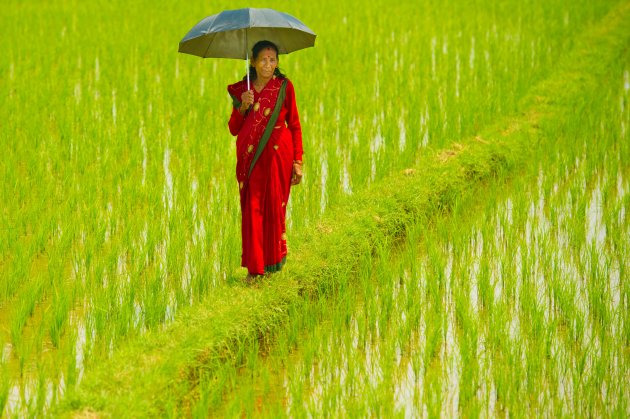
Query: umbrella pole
246 30 250 91
246 51 250 91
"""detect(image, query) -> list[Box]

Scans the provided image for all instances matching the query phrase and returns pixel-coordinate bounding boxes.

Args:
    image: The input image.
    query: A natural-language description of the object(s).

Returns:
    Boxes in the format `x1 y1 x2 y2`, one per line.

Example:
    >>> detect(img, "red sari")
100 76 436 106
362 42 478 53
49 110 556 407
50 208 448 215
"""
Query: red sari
227 77 303 275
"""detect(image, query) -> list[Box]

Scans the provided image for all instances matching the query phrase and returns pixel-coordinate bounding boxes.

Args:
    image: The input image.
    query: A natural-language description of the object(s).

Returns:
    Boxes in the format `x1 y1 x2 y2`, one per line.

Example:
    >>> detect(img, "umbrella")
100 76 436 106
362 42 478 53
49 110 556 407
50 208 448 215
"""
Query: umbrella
178 8 316 89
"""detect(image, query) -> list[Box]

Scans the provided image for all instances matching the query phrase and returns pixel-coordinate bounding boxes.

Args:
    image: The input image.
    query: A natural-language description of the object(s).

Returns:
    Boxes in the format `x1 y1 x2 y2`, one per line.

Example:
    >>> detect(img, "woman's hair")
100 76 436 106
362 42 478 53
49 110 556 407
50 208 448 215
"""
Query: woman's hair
244 40 286 82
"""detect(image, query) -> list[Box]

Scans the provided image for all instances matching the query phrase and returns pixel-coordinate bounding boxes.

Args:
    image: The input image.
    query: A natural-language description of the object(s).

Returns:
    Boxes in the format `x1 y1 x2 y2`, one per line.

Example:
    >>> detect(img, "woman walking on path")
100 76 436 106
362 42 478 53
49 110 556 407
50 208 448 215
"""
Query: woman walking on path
227 40 304 281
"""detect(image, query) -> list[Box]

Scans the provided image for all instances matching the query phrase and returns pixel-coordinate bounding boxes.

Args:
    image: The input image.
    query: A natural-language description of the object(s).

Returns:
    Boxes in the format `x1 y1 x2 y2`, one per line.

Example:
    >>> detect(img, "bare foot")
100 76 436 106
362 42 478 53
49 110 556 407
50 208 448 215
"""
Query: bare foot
244 273 260 285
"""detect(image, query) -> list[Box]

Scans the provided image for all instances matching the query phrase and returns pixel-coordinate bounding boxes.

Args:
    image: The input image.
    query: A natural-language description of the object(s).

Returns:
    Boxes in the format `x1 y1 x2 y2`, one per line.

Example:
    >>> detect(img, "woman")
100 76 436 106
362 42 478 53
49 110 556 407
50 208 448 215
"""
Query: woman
227 40 304 281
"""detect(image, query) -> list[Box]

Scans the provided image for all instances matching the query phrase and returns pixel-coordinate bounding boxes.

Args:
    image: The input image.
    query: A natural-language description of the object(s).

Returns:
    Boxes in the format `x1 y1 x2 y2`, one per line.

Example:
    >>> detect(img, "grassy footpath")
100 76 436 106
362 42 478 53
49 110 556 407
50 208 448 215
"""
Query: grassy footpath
57 2 630 416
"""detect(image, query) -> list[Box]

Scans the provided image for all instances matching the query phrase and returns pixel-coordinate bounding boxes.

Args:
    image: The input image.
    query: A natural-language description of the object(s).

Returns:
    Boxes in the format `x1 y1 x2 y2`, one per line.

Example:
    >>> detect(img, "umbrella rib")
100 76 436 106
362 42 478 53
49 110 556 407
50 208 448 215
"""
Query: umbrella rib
202 33 218 58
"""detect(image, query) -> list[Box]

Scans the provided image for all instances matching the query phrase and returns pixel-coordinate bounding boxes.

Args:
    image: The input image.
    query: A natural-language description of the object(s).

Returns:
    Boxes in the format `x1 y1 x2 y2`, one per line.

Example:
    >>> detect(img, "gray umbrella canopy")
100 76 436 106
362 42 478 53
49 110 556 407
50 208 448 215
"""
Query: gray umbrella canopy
178 8 316 59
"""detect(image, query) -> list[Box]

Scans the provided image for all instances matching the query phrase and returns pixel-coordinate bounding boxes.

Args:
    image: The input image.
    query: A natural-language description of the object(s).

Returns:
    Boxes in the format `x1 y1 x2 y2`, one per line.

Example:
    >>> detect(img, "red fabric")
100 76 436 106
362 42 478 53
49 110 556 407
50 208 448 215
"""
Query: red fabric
227 77 303 275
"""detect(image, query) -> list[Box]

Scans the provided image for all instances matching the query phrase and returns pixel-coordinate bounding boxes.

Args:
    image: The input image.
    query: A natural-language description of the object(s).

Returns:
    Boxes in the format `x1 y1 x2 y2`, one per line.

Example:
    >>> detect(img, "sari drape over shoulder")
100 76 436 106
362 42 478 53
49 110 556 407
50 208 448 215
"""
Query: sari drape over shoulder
227 77 303 275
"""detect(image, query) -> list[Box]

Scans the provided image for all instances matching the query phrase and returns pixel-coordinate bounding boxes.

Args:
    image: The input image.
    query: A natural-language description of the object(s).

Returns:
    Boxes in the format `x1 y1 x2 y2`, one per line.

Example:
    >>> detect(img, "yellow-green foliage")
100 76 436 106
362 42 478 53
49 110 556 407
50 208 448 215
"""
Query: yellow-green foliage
1 0 628 416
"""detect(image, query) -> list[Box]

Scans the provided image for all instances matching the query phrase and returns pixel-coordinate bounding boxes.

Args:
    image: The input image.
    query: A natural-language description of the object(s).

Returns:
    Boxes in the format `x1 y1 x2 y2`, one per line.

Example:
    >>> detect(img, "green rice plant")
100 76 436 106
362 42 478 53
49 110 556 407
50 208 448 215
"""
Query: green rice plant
0 366 8 414
33 363 47 415
48 287 70 349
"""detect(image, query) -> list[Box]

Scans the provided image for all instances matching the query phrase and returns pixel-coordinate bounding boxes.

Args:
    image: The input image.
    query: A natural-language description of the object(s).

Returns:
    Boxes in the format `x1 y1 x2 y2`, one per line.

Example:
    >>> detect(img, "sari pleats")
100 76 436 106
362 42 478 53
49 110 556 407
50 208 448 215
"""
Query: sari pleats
240 129 293 274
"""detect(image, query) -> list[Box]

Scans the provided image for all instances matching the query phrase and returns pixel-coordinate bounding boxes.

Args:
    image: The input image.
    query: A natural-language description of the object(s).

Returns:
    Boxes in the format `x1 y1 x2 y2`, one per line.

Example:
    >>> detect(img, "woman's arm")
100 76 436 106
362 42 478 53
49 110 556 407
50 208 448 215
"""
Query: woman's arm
284 81 303 162
227 84 248 136
228 105 244 136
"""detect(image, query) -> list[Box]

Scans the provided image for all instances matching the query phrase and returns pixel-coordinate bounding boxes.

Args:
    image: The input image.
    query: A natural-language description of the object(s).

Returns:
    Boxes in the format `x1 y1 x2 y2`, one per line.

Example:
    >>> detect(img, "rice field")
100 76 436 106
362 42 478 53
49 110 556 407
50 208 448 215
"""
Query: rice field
1 0 628 416
202 59 629 416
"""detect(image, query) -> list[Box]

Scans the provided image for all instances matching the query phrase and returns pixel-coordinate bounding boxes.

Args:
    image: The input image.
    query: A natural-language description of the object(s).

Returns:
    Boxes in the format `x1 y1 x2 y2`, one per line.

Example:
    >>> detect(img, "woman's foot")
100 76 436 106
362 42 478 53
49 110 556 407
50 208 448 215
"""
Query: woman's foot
244 273 261 285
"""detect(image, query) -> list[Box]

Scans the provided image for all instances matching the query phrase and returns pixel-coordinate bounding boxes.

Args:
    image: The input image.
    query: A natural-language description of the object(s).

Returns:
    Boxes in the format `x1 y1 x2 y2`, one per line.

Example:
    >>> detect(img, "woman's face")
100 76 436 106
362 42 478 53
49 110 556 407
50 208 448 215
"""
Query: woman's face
252 47 278 80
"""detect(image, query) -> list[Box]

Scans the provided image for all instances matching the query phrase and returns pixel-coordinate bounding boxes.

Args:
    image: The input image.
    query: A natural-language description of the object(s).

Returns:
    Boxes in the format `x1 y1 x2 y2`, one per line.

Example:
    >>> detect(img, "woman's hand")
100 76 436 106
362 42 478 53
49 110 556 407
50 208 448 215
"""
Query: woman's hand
239 90 254 114
291 161 303 185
